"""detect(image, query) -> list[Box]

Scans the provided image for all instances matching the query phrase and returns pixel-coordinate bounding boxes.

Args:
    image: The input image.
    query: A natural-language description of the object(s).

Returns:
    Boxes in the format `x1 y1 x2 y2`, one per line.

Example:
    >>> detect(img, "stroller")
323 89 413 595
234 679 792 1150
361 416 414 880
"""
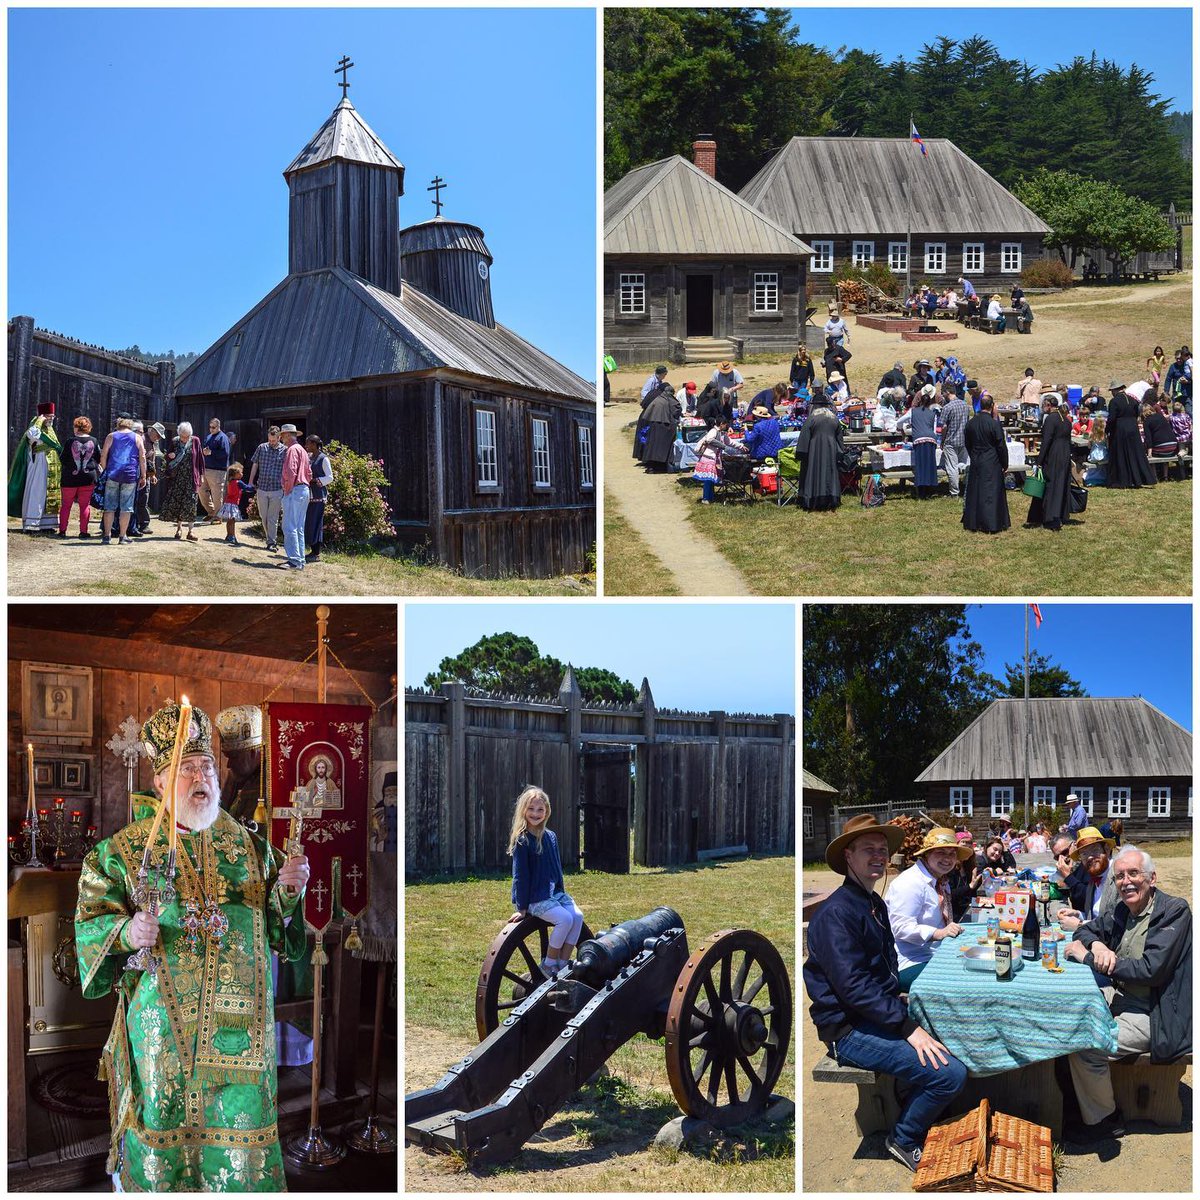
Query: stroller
713 451 756 504
837 445 864 496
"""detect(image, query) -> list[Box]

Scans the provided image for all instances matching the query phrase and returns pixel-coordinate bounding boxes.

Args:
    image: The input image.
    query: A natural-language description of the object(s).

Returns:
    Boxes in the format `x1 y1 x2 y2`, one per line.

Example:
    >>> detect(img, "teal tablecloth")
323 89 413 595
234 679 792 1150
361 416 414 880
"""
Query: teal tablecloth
908 929 1118 1076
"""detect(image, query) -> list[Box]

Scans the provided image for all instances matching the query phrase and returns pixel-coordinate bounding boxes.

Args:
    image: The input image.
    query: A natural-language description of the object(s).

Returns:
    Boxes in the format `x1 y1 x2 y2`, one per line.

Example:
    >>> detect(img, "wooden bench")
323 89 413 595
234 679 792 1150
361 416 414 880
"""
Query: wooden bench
1147 452 1192 481
812 1054 901 1137
1110 1053 1191 1126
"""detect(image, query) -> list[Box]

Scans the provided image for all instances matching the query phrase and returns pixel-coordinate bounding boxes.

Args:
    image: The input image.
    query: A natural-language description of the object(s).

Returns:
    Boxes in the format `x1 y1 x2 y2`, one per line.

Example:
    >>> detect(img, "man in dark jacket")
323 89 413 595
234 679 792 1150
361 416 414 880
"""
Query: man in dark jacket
821 337 852 391
878 362 907 393
1064 845 1192 1142
804 815 967 1171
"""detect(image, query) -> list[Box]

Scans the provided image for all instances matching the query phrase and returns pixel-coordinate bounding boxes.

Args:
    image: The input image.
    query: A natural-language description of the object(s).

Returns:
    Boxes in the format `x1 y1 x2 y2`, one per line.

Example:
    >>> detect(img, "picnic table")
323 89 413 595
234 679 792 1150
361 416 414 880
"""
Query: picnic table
908 916 1118 1078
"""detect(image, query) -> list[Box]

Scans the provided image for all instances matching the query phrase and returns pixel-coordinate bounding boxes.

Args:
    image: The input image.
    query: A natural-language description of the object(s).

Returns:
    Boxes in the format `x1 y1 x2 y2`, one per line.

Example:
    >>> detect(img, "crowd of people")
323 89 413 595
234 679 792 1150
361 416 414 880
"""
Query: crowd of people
805 811 1192 1170
628 336 1192 529
8 407 334 570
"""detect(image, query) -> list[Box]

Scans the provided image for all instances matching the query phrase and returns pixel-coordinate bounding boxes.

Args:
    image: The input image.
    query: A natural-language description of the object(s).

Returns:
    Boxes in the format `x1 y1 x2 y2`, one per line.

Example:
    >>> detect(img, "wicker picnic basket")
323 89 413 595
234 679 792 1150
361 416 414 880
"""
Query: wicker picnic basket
913 1099 1054 1193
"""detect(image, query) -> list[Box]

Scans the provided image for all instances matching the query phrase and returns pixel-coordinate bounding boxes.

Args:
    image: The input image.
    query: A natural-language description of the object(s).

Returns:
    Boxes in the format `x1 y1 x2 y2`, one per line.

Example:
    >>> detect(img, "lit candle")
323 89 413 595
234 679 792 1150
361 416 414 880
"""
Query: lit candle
55 797 65 811
26 744 35 820
71 810 82 825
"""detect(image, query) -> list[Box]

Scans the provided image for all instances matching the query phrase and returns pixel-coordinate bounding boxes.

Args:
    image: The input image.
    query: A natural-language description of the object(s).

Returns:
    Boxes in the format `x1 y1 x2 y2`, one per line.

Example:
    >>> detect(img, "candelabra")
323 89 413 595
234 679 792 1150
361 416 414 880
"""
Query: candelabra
10 798 96 866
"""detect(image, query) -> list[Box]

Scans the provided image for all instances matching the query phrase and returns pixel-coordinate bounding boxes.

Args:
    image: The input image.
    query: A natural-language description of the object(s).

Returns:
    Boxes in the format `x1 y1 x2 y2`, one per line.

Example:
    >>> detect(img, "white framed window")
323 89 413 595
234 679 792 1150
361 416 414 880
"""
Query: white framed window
990 786 1014 817
531 417 551 488
577 424 594 489
811 241 834 273
949 786 973 817
618 272 645 315
887 242 908 273
1001 243 1022 273
752 271 779 313
1033 785 1056 807
1148 786 1171 818
1107 787 1131 818
851 241 874 268
474 408 498 488
924 242 946 273
803 806 814 839
962 243 984 273
1069 786 1094 817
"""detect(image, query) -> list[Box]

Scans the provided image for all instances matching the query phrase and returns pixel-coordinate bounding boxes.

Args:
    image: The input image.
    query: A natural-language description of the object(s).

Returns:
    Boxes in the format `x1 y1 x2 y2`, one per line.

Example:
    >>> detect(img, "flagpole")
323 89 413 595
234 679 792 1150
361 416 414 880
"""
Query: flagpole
905 114 913 303
1023 605 1031 831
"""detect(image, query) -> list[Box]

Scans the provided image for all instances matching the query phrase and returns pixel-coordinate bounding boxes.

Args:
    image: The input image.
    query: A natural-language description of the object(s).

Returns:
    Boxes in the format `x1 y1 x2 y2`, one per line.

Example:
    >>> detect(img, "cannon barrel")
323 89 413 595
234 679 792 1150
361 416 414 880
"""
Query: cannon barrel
573 906 683 987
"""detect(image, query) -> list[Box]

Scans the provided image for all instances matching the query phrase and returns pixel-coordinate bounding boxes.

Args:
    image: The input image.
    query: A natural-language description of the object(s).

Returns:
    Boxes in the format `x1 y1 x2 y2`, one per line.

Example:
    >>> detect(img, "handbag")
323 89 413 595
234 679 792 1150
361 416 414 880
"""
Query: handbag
91 470 108 511
1022 468 1046 498
1069 483 1088 513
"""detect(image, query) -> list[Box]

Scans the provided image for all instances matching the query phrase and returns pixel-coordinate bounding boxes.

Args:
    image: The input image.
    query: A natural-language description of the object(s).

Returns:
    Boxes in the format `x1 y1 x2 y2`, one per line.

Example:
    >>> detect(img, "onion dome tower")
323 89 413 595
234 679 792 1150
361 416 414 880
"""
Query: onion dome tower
399 178 496 328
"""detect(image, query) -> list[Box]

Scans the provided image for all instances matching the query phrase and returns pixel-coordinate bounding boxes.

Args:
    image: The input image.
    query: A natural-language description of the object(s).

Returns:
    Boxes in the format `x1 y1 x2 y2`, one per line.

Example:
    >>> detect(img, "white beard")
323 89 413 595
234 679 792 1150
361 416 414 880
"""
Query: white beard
179 788 220 831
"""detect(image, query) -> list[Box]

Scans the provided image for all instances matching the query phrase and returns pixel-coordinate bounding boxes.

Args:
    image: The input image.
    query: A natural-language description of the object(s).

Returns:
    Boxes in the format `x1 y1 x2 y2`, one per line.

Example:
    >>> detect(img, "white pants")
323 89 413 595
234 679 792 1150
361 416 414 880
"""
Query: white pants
537 899 585 951
1068 993 1152 1124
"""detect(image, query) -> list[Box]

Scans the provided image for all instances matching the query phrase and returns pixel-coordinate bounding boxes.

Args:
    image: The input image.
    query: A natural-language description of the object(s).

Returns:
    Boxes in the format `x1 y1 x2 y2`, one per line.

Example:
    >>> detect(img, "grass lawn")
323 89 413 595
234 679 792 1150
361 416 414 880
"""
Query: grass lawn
406 855 794 1191
686 475 1191 596
602 488 681 596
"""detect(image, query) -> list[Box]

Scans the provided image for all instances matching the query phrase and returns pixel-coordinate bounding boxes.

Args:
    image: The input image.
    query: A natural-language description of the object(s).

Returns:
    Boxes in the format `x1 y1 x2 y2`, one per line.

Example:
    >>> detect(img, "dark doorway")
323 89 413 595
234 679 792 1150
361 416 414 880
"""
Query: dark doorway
685 275 715 337
580 745 631 873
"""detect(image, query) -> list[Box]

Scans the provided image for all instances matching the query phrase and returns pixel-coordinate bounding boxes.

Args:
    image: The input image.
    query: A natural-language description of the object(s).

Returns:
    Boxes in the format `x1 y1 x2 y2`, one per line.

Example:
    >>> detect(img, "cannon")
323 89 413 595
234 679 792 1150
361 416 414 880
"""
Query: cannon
405 907 792 1165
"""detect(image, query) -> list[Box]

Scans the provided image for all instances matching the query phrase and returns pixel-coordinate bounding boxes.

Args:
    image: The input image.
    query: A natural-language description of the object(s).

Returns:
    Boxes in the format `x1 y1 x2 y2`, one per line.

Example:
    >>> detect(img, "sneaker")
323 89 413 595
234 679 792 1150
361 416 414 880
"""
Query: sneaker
885 1137 922 1173
266 543 278 552
56 530 67 538
79 531 93 538
128 530 144 538
1068 1108 1126 1146
540 958 560 978
118 536 131 545
229 539 241 547
101 535 111 545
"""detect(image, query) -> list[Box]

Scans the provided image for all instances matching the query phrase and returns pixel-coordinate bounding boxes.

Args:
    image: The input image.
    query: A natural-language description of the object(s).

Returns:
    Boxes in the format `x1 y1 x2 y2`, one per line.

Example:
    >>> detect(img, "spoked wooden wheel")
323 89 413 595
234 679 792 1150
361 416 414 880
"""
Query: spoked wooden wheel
664 929 792 1127
474 913 595 1039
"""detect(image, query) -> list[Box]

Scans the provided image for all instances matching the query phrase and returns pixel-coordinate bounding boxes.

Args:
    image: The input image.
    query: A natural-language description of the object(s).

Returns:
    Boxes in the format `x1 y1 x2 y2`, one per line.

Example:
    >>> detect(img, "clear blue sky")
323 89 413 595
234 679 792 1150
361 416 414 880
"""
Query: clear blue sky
966 603 1192 729
406 603 796 715
793 7 1192 112
8 8 596 378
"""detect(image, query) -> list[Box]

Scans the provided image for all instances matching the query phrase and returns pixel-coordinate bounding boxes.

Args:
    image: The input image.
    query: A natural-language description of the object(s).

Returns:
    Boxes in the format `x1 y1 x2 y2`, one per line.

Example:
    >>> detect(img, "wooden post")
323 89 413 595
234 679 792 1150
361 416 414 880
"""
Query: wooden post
559 667 582 869
9 316 34 444
633 678 656 866
442 681 467 874
711 710 727 849
151 359 176 426
776 713 795 855
427 379 446 565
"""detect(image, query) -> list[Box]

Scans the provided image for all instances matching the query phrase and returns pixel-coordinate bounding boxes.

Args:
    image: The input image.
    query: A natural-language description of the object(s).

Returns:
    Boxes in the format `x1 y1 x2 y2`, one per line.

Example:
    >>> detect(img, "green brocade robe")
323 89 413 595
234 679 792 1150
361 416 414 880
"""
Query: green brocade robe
75 808 306 1192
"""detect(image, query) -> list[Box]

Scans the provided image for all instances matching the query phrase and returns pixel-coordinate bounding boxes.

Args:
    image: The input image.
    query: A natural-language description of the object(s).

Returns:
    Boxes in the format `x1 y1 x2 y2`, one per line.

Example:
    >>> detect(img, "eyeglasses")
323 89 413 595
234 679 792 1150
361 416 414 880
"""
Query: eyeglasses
179 761 218 779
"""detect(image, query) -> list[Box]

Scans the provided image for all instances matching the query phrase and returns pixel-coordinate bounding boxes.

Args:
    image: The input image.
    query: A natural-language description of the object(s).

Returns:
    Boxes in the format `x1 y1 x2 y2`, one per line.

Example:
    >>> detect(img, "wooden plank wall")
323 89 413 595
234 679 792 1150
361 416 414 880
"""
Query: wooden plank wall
9 630 390 841
405 687 795 876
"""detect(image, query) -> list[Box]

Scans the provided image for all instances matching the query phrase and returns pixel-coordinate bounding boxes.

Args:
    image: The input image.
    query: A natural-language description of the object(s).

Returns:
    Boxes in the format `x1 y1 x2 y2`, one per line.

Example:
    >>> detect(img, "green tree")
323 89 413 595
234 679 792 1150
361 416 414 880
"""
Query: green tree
424 633 636 703
803 606 1001 809
1000 651 1088 699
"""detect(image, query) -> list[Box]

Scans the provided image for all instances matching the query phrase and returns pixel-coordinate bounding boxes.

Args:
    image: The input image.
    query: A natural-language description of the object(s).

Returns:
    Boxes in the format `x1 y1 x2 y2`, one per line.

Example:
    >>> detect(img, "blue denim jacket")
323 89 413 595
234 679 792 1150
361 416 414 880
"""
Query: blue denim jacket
804 878 918 1043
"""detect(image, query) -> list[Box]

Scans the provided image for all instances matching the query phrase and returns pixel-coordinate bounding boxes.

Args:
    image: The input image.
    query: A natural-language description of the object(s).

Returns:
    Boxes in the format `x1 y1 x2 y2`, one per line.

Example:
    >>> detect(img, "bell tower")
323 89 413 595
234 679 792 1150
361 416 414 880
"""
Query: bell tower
283 59 405 294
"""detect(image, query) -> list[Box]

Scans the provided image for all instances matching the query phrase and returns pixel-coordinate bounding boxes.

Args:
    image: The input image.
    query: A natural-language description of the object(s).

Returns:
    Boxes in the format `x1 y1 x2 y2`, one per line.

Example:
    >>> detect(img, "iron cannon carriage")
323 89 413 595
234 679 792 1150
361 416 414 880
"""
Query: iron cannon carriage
405 907 792 1165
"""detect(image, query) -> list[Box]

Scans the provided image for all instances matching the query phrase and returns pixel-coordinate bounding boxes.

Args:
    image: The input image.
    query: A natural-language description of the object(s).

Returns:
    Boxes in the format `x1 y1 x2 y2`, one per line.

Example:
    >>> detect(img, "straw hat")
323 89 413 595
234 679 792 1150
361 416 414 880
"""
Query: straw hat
914 827 976 863
1070 826 1116 858
825 814 905 874
718 360 733 371
752 405 771 419
828 371 844 384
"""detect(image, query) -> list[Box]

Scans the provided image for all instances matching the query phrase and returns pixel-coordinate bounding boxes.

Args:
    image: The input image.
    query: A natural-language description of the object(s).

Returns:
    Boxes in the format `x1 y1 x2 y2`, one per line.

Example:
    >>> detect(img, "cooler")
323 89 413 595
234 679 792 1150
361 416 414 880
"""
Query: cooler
1066 384 1083 408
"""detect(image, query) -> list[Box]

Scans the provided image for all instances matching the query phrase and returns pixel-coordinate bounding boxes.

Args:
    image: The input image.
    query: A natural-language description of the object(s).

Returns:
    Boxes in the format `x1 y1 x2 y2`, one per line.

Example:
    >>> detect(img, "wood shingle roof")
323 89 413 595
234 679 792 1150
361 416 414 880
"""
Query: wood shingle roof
605 155 814 257
741 137 1051 238
175 267 591 401
915 697 1192 782
284 97 403 175
803 769 838 795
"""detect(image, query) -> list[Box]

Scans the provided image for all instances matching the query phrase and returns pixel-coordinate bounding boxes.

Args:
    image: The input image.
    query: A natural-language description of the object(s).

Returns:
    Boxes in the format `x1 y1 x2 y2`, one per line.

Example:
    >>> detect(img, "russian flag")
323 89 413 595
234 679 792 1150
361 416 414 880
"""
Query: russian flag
1031 603 1043 629
910 122 927 157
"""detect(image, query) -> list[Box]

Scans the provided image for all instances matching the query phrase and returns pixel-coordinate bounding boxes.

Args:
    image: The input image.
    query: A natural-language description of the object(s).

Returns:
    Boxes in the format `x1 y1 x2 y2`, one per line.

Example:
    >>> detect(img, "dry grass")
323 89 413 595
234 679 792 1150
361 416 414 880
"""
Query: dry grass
602 489 681 596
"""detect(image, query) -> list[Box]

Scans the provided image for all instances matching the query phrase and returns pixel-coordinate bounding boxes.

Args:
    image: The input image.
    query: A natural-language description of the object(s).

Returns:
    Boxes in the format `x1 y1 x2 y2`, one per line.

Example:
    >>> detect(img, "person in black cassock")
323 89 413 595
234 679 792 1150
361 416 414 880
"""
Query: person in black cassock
637 383 681 472
821 337 852 392
1026 394 1072 531
962 394 1011 533
1105 378 1156 488
795 396 845 510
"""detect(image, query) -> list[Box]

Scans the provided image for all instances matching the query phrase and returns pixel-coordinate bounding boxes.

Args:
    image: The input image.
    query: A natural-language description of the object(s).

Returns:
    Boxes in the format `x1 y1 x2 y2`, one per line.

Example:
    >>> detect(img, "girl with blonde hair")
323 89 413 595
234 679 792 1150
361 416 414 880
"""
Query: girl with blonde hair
508 786 584 977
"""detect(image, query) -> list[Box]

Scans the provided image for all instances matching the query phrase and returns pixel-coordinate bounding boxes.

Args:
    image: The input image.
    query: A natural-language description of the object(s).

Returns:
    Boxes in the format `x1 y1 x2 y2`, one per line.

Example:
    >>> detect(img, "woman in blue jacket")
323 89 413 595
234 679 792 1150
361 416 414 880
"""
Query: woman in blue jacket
509 787 585 976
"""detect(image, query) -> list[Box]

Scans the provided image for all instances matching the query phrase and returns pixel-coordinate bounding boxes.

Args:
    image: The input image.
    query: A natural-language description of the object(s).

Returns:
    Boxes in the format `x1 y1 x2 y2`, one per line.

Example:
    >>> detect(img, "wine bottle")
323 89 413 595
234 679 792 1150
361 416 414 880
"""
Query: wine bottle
1021 894 1040 961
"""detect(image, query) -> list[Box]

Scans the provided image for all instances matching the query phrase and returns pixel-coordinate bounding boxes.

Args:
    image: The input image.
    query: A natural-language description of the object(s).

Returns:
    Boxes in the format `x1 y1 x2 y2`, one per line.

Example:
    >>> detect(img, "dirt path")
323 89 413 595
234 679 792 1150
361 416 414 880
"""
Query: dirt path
603 401 750 596
6 519 592 597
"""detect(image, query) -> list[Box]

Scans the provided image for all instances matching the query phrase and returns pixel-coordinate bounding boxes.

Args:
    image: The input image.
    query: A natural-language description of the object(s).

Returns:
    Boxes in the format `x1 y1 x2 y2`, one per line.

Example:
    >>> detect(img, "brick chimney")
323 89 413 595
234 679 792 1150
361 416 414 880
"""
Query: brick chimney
692 135 717 179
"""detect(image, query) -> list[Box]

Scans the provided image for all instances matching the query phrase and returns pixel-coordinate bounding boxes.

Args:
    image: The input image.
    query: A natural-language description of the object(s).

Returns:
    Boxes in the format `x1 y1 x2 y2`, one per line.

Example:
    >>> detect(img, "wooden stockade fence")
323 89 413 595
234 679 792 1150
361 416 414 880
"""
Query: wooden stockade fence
405 669 795 878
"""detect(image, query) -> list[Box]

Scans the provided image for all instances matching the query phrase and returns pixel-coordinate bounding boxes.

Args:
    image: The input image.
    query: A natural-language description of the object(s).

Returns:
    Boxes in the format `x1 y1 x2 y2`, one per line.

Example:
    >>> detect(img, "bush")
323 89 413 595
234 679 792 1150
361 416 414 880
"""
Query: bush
1021 259 1074 289
831 260 902 298
323 441 393 551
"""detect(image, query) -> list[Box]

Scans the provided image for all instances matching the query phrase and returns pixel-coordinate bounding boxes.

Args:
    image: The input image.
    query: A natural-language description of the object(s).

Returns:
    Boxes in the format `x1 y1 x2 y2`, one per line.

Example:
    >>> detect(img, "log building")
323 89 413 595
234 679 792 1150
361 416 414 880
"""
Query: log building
915 696 1193 841
175 88 595 578
604 140 813 366
741 137 1052 300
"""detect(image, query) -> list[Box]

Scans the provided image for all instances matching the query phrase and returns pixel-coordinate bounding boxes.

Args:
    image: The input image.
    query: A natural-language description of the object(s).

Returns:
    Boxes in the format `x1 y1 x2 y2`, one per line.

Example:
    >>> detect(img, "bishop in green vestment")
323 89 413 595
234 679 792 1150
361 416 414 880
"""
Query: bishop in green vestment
75 701 310 1192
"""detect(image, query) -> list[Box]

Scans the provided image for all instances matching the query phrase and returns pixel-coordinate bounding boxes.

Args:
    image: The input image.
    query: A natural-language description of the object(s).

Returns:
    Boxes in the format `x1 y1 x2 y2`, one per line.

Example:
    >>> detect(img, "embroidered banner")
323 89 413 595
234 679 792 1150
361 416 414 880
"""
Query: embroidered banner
266 702 371 934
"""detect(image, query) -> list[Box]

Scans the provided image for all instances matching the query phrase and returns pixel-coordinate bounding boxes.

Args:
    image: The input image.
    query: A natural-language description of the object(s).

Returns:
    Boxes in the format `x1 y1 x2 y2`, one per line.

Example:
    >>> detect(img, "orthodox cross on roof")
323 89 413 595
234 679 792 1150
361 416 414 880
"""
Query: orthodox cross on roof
428 176 447 217
335 55 354 100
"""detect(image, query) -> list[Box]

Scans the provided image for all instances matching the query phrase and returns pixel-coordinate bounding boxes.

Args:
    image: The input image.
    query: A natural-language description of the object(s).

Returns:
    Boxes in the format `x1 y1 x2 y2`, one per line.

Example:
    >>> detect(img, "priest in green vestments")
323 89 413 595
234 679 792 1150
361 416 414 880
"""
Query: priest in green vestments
7 402 63 531
75 701 310 1192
